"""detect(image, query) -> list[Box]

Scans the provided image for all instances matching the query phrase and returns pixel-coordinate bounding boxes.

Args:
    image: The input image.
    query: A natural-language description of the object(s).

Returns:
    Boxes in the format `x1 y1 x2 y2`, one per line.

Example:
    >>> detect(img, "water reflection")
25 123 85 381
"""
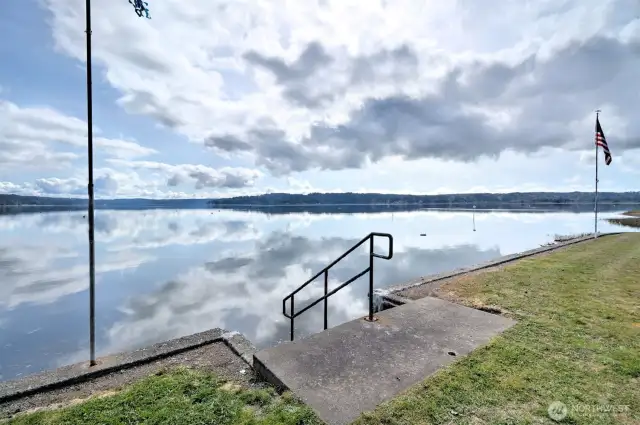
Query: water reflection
0 208 635 381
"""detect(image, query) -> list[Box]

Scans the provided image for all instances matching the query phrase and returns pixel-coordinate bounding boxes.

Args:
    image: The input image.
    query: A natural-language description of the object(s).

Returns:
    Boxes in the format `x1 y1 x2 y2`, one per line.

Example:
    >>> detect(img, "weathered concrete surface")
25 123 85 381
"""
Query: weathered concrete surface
387 233 619 301
0 328 257 407
254 296 516 425
372 289 413 310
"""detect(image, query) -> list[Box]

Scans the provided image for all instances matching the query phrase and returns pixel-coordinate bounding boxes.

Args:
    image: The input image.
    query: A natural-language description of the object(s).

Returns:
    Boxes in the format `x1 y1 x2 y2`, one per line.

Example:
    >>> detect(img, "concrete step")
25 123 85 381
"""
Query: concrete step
254 296 516 425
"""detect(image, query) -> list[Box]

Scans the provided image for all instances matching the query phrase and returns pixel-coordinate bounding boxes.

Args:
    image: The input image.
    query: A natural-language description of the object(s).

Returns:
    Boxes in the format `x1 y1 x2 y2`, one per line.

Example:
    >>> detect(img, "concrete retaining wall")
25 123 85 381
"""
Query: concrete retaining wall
382 233 619 301
0 328 256 404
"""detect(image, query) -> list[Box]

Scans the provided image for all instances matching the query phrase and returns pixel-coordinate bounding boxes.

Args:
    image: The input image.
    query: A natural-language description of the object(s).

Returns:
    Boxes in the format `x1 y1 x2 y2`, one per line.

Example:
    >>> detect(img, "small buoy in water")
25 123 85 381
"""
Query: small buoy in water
420 233 426 236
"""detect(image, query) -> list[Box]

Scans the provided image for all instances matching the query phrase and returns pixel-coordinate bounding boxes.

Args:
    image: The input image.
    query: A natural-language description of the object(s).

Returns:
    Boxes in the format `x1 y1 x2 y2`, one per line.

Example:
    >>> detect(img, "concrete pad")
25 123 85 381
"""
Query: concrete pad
254 297 516 425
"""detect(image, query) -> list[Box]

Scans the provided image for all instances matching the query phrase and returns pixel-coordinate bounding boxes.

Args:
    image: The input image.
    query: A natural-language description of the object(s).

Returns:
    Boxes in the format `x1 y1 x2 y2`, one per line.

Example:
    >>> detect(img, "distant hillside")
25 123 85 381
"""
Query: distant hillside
207 191 640 207
0 194 208 209
0 194 86 206
2 191 640 210
95 198 209 209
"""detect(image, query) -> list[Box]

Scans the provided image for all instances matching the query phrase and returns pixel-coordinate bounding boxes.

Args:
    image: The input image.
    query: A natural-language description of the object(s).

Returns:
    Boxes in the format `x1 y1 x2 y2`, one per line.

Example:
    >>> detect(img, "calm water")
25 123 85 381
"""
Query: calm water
0 207 634 381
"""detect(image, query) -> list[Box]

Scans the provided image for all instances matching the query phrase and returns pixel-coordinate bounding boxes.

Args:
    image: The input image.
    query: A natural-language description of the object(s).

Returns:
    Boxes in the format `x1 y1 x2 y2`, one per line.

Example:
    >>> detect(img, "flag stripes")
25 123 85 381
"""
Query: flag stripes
595 117 612 165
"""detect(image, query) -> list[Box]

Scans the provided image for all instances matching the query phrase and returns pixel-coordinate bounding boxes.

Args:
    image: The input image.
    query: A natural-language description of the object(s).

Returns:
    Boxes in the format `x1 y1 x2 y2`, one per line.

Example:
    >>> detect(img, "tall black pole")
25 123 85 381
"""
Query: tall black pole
594 110 600 239
85 0 97 367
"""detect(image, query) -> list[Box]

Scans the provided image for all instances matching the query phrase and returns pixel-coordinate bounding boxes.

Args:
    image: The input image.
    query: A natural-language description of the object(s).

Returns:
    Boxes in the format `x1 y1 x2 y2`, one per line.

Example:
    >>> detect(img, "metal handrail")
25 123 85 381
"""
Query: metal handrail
282 232 393 340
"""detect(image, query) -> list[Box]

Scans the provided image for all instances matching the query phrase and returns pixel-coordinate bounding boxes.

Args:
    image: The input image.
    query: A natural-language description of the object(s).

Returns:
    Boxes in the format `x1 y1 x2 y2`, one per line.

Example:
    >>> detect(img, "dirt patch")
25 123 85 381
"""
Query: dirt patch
16 389 121 417
220 382 243 393
474 304 507 315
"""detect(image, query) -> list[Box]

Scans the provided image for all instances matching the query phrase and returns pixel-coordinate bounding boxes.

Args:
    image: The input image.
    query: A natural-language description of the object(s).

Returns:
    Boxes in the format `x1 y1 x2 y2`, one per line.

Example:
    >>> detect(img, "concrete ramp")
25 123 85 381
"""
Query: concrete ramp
254 297 516 425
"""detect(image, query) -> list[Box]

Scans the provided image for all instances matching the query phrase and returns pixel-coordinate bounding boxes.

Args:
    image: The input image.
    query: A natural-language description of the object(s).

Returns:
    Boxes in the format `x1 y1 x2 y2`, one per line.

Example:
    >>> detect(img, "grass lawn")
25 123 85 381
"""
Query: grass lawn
4 368 321 425
607 210 640 229
355 233 640 425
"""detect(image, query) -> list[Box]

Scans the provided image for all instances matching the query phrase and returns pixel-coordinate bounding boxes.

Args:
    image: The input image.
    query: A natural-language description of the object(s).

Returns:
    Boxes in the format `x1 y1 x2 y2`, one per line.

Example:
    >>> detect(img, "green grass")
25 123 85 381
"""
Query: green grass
607 211 640 228
355 233 640 425
607 217 640 229
5 367 321 425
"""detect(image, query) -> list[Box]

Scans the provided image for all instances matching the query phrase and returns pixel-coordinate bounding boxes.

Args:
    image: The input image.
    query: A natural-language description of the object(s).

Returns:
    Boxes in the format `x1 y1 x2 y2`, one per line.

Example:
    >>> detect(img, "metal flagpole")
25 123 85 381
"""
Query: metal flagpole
85 0 97 366
594 110 600 239
81 1 150 367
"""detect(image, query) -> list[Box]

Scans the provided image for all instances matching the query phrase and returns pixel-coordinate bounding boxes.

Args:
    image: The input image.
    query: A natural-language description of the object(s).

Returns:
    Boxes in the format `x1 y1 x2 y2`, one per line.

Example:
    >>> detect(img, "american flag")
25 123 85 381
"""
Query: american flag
595 117 612 165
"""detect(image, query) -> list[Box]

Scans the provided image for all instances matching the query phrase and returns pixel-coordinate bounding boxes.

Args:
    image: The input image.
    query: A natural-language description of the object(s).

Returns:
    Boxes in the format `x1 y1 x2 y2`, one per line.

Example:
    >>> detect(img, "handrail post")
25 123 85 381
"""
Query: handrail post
290 296 295 341
368 235 374 321
284 232 392 340
324 270 328 330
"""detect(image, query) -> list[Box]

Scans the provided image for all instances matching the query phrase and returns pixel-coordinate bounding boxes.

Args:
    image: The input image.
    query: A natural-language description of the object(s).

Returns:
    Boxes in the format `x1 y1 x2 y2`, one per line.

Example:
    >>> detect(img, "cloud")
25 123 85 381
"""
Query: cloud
37 0 640 188
3 160 261 198
34 177 87 196
94 138 158 159
4 169 148 198
243 43 419 109
0 100 156 170
33 174 119 196
244 42 334 85
0 181 35 196
209 34 640 174
108 159 262 190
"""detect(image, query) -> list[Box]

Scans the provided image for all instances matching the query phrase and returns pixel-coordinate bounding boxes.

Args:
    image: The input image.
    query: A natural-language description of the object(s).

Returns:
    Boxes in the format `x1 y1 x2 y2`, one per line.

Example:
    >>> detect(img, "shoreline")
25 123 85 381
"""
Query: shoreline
1 232 619 412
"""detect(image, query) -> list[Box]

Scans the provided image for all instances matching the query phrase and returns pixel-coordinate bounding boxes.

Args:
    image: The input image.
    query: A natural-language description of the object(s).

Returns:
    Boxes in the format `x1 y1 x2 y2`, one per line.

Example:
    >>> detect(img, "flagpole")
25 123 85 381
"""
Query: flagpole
85 0 97 367
594 110 600 239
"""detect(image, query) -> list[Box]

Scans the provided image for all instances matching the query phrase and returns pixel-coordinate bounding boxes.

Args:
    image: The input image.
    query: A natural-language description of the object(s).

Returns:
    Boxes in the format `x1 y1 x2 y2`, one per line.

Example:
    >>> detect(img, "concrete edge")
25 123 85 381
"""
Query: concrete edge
381 293 413 306
221 331 257 368
375 291 413 310
252 353 289 391
385 232 621 296
0 328 256 404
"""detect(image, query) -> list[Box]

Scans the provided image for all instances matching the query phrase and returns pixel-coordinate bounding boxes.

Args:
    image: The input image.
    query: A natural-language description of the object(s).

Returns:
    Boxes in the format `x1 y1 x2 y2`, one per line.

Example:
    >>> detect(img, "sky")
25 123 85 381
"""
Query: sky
1 0 639 199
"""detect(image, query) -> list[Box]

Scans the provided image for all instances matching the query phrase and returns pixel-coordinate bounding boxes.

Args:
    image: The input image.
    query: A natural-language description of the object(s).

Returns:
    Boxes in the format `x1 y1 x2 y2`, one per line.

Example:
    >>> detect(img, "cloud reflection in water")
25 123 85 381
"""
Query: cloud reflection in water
0 207 630 380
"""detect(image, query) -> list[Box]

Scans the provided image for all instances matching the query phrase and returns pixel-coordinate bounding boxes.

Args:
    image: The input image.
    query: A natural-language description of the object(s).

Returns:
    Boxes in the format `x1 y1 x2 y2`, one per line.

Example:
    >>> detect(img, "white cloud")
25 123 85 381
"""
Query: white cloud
95 138 157 159
0 0 636 196
0 99 156 170
42 0 640 177
0 181 36 196
108 159 262 190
